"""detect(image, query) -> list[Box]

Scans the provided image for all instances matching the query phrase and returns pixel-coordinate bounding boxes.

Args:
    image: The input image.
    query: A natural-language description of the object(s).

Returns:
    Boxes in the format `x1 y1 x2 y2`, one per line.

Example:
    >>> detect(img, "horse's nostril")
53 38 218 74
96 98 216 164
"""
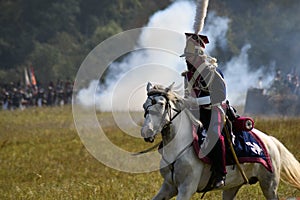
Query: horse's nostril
144 137 155 143
148 137 154 143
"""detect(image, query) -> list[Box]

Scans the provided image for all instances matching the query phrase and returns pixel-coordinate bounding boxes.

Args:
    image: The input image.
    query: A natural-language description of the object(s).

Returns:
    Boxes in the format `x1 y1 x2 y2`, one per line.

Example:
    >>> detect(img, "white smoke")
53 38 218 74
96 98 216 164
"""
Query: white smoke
223 44 274 106
77 1 197 111
223 44 259 105
77 0 267 111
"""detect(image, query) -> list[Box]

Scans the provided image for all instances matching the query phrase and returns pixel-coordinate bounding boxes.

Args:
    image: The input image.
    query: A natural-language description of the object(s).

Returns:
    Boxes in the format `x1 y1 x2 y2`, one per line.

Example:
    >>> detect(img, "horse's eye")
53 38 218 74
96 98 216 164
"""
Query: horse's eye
151 99 156 105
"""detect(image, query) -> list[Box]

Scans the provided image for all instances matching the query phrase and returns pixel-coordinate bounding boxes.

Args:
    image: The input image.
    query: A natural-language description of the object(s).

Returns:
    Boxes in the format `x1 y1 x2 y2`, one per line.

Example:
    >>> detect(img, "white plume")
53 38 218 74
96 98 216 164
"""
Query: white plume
193 0 209 34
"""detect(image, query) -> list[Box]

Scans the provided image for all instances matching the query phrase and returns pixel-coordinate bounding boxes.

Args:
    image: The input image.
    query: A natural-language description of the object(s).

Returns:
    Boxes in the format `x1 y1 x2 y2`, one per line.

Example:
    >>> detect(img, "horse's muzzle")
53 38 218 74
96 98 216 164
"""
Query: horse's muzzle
141 126 156 143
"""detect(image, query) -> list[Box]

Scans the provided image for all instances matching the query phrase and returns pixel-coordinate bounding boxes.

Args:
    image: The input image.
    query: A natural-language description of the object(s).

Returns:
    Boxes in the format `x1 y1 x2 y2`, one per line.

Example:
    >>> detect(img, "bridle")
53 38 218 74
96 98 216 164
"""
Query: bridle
144 91 182 130
133 91 182 155
142 91 194 178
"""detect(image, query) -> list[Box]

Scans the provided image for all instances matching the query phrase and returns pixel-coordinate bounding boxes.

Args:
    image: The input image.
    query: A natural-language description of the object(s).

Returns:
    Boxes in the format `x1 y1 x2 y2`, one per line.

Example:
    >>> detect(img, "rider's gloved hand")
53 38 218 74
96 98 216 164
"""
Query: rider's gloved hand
183 96 198 108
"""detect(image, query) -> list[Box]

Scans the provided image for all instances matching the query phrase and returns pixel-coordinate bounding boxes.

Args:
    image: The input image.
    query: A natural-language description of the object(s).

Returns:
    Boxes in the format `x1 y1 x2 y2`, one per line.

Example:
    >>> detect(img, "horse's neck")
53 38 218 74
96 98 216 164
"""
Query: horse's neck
161 108 194 163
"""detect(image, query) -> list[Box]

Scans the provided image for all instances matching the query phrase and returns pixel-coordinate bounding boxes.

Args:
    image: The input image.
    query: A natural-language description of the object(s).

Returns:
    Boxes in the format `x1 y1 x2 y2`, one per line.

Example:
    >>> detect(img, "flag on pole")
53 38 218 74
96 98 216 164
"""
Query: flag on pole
24 67 31 86
30 66 37 86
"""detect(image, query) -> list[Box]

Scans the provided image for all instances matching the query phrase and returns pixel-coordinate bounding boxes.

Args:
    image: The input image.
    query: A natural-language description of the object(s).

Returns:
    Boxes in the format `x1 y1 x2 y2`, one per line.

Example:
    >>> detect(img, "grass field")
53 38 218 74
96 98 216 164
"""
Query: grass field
0 106 299 199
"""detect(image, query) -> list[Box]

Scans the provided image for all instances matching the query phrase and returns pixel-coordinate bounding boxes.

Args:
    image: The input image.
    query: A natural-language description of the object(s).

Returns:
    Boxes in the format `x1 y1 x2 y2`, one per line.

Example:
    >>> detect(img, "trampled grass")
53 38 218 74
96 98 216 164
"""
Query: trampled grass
0 106 299 199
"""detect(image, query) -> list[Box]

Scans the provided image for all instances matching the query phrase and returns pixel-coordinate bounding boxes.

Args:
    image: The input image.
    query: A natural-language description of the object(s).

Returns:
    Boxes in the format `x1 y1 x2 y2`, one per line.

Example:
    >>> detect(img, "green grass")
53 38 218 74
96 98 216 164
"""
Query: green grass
0 106 299 199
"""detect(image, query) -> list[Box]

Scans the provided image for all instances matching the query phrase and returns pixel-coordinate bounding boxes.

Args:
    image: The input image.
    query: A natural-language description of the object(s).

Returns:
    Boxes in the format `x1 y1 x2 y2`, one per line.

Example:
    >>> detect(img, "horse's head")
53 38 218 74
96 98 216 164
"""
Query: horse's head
141 82 177 143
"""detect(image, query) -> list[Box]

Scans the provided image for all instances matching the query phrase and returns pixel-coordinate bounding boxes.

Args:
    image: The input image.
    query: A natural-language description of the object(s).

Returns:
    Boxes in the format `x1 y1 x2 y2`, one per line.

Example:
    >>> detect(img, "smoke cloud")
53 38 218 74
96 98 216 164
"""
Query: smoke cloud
76 0 268 111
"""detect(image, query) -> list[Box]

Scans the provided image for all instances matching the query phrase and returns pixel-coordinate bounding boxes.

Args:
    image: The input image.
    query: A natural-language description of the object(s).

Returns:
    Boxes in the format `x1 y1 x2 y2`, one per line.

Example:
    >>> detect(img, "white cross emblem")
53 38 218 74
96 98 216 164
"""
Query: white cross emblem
245 142 263 155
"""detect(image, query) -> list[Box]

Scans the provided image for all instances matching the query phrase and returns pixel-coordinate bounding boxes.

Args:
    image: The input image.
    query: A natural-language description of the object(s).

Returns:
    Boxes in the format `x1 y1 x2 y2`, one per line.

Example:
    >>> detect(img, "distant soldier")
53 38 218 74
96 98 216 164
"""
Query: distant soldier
46 86 55 106
269 69 286 95
1 88 9 110
64 79 73 104
257 76 263 89
11 88 21 110
56 80 64 106
37 88 45 107
292 75 299 95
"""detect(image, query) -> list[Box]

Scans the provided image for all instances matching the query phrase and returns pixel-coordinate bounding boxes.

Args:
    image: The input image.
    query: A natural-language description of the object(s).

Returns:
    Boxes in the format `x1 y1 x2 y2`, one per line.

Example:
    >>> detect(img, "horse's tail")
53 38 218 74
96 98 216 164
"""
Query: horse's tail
270 136 300 189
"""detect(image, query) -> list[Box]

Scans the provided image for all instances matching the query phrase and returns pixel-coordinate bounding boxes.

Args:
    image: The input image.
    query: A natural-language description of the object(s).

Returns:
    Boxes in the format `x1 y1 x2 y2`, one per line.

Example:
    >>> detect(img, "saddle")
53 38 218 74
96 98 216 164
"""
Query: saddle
193 106 273 194
192 103 273 173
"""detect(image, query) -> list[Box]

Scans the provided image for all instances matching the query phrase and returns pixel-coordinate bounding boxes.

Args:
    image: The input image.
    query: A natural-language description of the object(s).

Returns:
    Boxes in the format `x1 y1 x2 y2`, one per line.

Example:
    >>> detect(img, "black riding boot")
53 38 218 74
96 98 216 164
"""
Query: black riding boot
209 139 226 188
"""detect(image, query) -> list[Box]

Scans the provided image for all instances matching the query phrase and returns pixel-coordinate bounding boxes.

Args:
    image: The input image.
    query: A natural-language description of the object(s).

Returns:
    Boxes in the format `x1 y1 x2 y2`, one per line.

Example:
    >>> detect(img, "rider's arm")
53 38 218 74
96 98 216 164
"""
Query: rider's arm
209 69 226 105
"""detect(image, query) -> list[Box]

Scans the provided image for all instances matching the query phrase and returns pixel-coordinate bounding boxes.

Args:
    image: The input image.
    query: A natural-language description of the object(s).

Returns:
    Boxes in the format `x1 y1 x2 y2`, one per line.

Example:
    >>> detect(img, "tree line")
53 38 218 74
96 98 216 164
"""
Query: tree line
1 0 300 86
0 0 169 85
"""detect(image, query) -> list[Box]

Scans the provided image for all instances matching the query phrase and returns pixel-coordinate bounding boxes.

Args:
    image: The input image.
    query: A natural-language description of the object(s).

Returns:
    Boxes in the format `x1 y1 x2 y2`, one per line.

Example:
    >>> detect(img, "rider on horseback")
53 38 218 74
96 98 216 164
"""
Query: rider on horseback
181 33 227 188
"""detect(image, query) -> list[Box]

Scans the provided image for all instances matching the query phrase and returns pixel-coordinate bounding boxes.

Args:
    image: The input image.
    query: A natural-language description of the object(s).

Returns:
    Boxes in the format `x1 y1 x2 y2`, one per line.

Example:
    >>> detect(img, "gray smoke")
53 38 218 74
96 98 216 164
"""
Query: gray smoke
77 0 268 111
223 44 273 105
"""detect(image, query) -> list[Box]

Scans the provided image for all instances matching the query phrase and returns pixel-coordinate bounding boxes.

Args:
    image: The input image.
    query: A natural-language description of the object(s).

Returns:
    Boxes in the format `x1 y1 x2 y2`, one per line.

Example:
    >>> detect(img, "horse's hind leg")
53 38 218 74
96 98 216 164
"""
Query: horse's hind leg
222 185 242 200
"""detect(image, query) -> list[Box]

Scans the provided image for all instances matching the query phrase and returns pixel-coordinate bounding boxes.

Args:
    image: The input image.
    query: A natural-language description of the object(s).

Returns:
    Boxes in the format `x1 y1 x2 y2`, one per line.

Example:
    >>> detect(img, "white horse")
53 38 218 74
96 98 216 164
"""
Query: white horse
141 82 300 200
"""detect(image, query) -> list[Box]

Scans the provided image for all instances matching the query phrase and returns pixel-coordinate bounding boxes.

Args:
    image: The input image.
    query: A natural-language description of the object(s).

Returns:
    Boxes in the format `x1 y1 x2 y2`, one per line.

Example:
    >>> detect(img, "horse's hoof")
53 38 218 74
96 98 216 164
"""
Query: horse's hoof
215 179 225 188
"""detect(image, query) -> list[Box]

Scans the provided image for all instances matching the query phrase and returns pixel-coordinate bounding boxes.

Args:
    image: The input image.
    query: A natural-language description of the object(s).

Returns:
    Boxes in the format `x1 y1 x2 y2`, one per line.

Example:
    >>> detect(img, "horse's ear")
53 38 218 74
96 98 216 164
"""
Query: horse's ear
165 82 175 92
146 82 153 92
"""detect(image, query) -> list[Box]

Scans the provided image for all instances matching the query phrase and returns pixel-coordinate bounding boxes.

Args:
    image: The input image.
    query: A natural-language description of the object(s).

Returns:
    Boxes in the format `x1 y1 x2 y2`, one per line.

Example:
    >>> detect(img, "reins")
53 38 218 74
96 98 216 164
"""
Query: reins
132 141 162 156
133 92 182 156
163 101 181 129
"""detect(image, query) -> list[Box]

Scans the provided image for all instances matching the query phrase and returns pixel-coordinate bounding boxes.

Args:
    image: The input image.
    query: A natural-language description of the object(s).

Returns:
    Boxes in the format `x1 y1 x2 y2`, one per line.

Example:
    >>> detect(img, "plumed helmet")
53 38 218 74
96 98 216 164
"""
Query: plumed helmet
180 33 209 57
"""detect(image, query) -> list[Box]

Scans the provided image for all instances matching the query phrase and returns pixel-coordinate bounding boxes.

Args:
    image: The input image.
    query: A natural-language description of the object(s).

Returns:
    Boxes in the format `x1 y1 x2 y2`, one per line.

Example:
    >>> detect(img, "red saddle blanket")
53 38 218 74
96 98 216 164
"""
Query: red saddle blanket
192 125 273 172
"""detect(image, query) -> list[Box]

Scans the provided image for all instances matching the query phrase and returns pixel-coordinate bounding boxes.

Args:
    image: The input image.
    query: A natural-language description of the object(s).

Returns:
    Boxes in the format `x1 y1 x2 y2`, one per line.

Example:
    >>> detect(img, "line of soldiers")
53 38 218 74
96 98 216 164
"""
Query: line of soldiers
0 80 73 110
267 70 300 96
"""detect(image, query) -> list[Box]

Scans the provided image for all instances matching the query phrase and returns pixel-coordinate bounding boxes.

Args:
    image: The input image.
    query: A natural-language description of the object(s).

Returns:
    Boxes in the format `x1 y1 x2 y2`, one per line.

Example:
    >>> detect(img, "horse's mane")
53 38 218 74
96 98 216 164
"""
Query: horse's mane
148 84 183 104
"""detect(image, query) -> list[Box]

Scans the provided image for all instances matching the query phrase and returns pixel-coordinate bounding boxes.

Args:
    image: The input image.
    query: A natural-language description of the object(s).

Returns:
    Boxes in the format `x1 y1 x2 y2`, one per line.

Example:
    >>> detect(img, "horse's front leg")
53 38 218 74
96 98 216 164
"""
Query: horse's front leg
175 149 203 200
175 168 200 200
152 180 177 200
176 181 199 200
